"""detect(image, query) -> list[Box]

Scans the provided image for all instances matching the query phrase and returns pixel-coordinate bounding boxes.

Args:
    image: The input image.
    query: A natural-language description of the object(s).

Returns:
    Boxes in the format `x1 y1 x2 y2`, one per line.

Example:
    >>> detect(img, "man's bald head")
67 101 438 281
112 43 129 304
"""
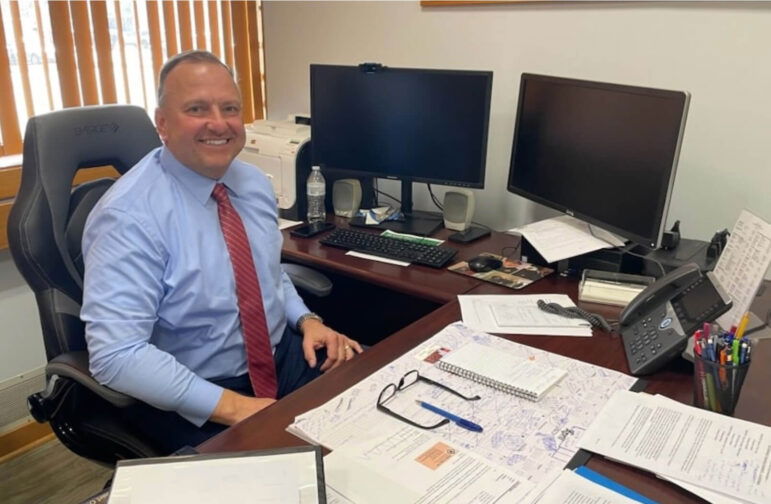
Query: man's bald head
157 50 235 106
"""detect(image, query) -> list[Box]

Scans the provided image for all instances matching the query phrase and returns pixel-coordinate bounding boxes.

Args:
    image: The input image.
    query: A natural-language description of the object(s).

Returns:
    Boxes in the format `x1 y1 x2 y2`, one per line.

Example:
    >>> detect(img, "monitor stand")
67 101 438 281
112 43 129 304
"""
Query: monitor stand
349 210 443 236
348 179 445 236
644 238 715 274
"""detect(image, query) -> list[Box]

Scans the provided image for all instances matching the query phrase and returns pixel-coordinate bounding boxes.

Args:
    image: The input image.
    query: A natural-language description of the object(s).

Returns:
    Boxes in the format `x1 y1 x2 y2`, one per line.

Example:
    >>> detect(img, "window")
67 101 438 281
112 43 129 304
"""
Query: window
0 0 265 157
0 0 264 249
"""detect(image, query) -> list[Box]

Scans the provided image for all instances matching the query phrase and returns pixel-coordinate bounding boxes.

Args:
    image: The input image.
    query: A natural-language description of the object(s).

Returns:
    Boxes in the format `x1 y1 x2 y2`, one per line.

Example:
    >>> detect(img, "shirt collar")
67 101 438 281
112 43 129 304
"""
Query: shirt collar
159 146 244 205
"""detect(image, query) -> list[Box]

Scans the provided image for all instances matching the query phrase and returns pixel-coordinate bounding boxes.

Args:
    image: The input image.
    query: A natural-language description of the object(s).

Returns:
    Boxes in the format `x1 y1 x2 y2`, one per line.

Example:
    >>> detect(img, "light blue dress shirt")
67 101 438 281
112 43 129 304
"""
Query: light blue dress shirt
82 146 309 426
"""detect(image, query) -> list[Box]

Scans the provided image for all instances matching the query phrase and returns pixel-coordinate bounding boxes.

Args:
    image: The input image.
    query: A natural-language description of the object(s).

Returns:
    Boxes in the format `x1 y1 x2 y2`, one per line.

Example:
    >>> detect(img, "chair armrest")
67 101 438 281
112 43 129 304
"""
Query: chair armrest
283 263 333 298
47 351 136 408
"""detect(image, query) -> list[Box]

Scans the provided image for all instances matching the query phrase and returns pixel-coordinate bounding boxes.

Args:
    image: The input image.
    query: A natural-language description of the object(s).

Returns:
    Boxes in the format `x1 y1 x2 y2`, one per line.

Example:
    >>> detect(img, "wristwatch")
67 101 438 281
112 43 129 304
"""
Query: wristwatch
296 312 323 333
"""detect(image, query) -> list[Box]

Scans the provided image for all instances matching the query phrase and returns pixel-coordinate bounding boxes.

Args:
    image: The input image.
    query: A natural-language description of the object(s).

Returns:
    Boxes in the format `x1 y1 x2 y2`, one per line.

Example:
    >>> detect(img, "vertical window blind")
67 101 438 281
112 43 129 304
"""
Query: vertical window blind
0 0 265 249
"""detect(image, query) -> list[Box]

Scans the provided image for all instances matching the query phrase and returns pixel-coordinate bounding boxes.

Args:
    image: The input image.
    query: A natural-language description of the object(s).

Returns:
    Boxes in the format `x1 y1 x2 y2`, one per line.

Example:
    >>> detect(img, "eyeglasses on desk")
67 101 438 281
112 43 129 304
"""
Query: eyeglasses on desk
376 369 480 430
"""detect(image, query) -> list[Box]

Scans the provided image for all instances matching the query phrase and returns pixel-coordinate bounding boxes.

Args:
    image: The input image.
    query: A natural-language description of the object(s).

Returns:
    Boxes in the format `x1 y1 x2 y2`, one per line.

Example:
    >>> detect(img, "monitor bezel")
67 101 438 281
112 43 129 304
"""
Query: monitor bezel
309 64 493 190
506 73 690 249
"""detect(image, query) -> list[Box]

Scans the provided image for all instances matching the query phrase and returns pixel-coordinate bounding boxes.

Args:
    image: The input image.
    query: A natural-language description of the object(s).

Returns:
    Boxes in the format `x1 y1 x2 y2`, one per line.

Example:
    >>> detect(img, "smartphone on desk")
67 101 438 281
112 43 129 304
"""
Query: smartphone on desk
289 221 335 238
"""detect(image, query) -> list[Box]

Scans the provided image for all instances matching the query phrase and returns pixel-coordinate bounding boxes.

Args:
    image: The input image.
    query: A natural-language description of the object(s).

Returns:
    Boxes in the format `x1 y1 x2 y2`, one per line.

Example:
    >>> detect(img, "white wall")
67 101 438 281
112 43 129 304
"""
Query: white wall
262 1 771 240
0 250 44 380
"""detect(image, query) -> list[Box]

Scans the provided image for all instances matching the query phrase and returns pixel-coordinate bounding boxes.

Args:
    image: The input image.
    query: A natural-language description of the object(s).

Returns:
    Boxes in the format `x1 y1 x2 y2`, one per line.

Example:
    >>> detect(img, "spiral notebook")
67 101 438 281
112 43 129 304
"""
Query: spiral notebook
437 342 567 401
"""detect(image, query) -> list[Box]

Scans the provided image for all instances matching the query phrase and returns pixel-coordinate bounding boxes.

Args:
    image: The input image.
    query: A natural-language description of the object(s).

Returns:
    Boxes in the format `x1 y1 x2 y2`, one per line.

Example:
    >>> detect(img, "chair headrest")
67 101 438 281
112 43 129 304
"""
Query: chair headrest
8 105 162 302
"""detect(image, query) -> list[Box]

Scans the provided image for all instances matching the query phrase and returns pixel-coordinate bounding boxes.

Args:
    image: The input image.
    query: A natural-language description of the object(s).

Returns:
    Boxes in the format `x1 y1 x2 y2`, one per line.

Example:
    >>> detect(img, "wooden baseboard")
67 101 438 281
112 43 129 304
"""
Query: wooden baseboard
0 421 54 463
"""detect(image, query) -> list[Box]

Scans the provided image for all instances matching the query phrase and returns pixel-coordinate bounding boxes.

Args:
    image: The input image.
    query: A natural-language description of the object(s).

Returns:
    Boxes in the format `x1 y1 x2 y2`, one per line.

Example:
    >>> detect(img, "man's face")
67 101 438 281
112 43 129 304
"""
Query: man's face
155 61 245 179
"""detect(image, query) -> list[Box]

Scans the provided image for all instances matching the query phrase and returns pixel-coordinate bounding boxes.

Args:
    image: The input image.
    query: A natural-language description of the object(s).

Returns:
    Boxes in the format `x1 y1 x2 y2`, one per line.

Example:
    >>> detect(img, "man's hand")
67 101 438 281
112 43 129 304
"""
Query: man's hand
209 389 276 426
300 319 363 372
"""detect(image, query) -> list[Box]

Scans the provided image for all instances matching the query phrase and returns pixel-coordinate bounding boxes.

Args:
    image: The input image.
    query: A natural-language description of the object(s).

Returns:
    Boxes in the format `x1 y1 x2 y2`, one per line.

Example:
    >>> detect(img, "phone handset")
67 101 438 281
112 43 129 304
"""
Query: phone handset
619 263 702 327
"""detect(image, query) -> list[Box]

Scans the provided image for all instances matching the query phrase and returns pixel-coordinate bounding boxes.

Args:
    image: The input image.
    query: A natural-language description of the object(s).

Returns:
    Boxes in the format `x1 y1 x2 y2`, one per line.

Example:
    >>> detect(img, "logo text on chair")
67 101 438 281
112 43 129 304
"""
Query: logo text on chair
74 123 120 136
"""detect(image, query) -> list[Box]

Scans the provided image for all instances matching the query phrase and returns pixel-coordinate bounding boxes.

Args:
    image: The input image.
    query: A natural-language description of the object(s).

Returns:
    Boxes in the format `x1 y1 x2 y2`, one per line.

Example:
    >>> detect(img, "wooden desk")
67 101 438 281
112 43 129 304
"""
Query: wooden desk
280 216 519 303
200 267 711 502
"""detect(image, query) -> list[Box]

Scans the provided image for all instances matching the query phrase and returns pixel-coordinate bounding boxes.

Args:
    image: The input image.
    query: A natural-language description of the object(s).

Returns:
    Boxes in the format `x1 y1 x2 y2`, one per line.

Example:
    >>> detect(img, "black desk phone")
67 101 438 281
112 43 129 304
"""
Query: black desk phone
619 262 732 376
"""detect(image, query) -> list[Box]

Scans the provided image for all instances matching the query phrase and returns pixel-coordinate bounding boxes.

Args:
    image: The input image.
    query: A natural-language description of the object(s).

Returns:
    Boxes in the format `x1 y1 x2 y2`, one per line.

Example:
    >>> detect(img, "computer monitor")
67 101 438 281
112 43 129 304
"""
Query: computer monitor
310 64 492 235
507 73 690 249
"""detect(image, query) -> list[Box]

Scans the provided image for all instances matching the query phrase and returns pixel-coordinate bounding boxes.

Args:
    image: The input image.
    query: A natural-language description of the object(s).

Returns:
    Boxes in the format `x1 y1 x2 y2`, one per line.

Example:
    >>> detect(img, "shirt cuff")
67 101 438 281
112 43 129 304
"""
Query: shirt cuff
177 377 225 427
285 300 311 335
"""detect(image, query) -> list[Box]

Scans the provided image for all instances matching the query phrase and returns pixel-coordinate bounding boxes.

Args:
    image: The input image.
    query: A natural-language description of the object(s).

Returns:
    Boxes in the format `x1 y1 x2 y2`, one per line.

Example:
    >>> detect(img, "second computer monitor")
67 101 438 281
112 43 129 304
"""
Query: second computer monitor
507 73 690 249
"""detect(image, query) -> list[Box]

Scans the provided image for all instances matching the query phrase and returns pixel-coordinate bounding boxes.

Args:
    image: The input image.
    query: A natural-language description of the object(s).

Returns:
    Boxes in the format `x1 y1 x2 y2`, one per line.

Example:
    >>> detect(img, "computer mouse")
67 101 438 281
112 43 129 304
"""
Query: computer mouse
467 256 503 273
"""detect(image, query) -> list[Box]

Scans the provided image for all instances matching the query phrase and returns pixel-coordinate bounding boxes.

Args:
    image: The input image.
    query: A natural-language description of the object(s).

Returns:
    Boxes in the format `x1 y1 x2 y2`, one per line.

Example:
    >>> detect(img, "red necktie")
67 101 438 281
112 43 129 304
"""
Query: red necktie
212 183 278 398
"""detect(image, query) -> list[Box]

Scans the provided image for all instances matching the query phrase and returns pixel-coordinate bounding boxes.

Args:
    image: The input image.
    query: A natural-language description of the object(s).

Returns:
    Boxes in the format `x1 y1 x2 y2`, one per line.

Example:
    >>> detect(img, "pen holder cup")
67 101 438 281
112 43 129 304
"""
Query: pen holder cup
693 355 750 416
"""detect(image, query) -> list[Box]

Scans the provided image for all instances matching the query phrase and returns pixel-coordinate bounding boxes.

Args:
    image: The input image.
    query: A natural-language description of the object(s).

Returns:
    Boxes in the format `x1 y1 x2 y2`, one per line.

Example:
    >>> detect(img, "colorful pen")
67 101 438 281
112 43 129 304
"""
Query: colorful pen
740 342 748 365
735 312 751 340
693 330 703 356
416 400 483 432
731 339 741 365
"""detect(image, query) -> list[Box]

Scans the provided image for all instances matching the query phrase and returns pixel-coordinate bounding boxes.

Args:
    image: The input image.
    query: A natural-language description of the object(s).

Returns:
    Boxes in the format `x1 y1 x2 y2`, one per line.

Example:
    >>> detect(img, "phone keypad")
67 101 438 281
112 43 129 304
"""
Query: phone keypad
621 303 686 376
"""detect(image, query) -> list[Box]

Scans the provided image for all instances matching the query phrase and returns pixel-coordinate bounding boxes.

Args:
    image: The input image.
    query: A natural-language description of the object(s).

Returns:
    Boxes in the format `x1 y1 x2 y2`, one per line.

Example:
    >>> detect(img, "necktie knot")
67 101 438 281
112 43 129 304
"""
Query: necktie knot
212 183 228 204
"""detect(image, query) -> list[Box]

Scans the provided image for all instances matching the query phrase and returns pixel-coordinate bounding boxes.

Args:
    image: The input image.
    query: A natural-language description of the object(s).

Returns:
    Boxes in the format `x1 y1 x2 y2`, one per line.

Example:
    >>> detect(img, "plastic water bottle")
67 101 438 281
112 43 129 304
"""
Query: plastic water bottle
306 166 326 223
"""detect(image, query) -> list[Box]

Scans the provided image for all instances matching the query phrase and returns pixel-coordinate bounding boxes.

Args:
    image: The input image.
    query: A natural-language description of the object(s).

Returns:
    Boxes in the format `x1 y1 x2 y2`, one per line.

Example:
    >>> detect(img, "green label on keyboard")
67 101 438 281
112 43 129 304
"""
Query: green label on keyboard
380 230 443 247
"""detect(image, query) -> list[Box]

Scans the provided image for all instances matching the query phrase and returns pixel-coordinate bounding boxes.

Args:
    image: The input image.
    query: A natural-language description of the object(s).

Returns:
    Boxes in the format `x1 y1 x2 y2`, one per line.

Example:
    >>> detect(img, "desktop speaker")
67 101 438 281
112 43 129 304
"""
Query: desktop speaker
443 189 475 231
333 179 362 218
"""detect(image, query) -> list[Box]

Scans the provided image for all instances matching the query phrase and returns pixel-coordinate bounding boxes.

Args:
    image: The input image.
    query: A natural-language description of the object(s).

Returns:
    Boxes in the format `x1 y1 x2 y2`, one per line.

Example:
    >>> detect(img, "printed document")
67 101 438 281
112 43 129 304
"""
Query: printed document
659 475 748 504
507 215 625 264
714 209 771 329
326 487 356 504
579 391 771 504
287 323 637 500
534 469 640 504
324 426 534 504
458 294 593 336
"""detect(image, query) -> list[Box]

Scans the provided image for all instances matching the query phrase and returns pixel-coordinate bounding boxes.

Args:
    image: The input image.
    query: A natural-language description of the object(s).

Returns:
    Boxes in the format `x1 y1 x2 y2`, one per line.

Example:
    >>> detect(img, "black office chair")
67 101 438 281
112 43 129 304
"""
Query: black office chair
8 104 331 465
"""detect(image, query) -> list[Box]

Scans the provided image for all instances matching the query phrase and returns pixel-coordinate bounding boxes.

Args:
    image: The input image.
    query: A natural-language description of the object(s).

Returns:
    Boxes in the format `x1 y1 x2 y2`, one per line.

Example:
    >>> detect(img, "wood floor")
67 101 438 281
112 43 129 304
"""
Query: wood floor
0 439 113 504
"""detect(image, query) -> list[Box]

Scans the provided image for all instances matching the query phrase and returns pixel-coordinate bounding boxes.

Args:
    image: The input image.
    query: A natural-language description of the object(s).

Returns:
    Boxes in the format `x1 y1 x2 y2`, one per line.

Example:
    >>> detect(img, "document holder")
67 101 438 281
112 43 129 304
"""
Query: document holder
579 269 655 307
107 445 327 503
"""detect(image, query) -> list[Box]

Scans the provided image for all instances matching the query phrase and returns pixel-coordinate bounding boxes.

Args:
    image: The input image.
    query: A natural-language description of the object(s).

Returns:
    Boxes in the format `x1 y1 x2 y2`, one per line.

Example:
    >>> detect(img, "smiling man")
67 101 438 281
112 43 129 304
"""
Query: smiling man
81 50 361 452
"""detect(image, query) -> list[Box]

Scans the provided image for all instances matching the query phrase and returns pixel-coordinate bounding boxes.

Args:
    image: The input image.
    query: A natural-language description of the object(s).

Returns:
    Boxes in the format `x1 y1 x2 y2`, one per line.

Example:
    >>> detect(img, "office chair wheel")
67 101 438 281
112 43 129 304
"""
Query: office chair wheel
27 392 49 423
27 377 74 423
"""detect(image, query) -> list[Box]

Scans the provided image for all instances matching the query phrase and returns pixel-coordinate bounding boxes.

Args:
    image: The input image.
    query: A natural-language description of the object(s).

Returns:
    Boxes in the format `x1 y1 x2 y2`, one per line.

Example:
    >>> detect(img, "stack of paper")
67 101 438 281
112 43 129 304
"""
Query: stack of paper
324 427 534 503
506 215 625 264
286 323 639 504
458 294 593 336
579 390 771 504
536 469 643 504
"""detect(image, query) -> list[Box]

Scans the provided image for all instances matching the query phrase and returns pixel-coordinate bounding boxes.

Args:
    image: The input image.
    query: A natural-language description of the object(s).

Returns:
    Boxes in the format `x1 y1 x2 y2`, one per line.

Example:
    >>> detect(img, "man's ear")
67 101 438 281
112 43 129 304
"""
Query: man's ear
155 108 167 142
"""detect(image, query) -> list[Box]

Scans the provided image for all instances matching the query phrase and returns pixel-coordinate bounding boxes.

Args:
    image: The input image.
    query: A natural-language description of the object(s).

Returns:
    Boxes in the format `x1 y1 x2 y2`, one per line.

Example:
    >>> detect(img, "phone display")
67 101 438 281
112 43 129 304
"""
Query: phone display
671 276 730 336
289 222 335 238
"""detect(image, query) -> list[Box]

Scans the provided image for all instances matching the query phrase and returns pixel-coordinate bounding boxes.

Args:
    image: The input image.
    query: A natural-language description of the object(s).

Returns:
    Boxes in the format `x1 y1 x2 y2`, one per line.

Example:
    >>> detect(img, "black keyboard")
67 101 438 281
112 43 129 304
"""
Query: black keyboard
320 228 458 268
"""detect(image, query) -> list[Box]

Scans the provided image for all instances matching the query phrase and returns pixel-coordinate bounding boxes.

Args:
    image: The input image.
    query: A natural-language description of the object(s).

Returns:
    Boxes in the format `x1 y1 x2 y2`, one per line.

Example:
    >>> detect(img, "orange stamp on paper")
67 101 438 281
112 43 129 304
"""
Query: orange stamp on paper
415 441 456 470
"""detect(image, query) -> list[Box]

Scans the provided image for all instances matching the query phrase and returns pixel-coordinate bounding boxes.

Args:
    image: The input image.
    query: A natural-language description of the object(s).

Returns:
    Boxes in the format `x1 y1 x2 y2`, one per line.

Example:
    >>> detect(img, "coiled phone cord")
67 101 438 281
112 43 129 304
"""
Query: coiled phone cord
537 299 613 332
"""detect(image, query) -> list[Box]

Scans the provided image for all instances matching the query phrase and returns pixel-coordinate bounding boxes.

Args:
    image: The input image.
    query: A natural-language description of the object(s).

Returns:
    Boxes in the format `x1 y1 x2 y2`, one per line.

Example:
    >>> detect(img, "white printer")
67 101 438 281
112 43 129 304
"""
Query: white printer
238 115 311 220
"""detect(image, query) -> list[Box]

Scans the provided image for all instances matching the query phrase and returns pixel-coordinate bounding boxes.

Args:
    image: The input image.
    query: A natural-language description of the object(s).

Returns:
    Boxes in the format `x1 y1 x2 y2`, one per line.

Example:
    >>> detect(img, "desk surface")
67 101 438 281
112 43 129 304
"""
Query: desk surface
200 284 706 501
199 226 771 503
280 217 519 304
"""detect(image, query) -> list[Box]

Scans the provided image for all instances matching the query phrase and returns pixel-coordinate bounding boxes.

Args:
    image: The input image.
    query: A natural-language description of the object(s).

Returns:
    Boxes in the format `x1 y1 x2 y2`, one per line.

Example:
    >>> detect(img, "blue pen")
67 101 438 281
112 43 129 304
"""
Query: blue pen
415 400 483 432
